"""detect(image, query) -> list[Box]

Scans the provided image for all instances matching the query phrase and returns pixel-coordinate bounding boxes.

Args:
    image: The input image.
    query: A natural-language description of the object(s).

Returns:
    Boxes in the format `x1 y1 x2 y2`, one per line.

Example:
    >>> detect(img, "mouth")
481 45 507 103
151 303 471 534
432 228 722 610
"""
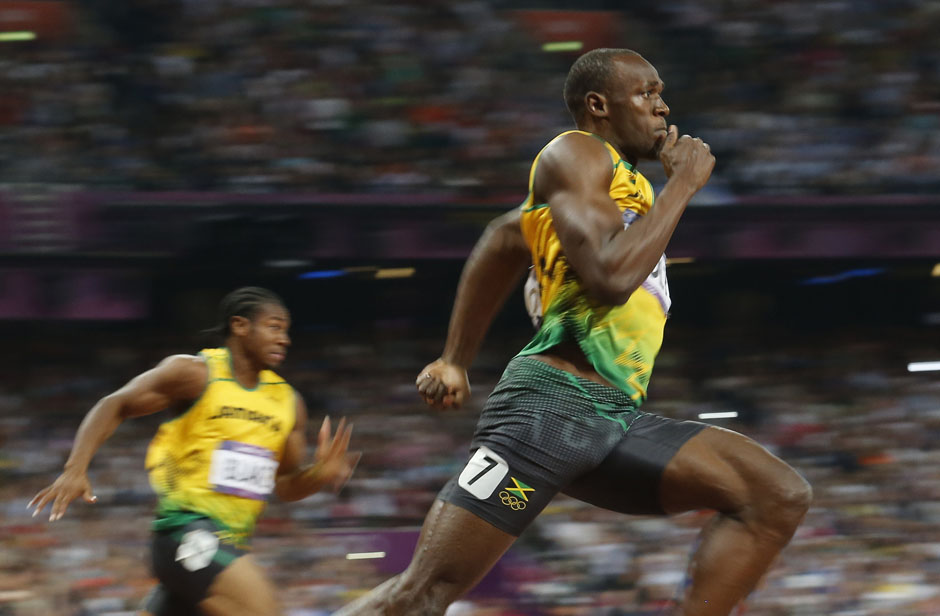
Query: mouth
269 351 286 363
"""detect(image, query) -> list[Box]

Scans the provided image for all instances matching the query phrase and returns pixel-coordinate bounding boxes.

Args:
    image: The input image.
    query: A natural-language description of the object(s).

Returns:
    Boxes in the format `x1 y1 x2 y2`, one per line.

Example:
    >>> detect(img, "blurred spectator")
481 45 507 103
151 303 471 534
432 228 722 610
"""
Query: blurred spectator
2 323 939 614
1 0 938 199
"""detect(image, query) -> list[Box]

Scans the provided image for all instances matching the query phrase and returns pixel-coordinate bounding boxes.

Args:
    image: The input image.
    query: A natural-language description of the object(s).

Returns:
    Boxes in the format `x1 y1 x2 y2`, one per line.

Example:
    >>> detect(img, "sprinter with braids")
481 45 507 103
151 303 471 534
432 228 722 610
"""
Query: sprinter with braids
29 287 359 616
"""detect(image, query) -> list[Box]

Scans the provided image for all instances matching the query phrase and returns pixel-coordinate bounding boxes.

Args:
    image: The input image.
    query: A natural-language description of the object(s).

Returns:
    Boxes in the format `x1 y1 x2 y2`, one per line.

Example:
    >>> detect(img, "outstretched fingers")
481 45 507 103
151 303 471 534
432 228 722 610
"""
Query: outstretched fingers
28 487 52 517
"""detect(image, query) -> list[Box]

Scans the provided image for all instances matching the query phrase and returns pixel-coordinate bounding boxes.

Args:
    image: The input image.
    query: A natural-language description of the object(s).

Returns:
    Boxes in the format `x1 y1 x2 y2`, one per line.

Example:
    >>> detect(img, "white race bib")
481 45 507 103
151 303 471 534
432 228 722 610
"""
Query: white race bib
458 446 509 500
623 210 671 314
641 254 672 314
208 441 278 501
523 269 542 329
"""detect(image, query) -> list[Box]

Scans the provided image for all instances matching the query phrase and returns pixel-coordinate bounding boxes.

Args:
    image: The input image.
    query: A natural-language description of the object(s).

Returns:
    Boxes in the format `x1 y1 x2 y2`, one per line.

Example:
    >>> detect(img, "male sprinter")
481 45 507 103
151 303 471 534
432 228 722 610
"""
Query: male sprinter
339 49 811 616
30 287 359 616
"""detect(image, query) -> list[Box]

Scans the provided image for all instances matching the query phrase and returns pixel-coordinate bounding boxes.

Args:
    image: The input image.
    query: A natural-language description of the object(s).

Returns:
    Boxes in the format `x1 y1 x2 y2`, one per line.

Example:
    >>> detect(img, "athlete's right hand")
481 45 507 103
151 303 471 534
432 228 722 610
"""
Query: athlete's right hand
28 469 97 522
659 125 715 190
416 359 470 410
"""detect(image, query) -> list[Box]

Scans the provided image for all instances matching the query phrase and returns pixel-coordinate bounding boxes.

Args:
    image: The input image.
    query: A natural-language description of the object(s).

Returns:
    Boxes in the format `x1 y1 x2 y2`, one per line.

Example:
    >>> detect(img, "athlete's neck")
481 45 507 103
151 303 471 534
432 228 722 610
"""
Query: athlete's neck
227 346 262 389
573 125 637 167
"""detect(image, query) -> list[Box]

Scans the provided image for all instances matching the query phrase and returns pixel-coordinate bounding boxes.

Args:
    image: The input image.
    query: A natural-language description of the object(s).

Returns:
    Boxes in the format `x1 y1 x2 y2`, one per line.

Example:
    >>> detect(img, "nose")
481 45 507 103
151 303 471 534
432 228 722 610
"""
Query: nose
281 332 291 347
656 97 670 117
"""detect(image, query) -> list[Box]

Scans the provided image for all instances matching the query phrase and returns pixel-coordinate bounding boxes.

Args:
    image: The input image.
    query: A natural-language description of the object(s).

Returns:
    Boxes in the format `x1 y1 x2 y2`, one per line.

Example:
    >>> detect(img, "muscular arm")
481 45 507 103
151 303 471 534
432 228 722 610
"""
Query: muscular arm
274 394 357 502
30 354 207 519
537 129 711 305
441 208 532 367
416 208 531 409
64 355 207 473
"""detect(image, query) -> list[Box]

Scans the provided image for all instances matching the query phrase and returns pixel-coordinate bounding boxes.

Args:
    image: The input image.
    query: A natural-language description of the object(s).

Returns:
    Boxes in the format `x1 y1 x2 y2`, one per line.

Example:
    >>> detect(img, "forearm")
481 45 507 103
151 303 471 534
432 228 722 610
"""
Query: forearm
63 395 126 472
601 179 696 301
274 462 326 502
442 213 530 367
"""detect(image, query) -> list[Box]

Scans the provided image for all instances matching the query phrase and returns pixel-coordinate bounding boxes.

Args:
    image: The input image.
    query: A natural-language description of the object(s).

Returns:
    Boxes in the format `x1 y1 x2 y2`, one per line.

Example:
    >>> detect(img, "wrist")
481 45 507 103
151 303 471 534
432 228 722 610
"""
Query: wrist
63 461 88 474
662 175 700 202
440 352 469 369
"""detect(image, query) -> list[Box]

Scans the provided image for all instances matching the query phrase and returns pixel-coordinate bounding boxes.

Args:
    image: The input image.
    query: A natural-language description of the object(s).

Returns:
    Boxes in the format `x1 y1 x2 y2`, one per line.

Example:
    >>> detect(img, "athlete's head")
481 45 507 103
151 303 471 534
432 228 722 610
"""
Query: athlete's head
564 48 670 162
215 286 290 369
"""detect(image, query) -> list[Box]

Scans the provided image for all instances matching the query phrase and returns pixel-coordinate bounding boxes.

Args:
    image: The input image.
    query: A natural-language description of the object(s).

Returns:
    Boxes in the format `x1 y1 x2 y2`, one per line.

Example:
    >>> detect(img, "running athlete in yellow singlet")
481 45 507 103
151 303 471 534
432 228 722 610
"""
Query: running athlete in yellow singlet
30 287 359 616
339 49 811 616
519 129 668 401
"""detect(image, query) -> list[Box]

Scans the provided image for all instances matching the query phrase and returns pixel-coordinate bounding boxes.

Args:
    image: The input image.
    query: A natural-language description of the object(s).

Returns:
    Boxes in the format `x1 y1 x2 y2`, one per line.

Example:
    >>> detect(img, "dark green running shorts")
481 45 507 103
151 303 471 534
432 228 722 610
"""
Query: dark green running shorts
142 515 248 613
439 356 706 536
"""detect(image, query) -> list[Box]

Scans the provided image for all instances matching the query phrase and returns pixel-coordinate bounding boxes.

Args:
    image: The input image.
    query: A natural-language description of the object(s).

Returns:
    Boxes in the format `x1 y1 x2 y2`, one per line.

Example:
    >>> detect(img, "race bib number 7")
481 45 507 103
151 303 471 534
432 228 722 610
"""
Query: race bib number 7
209 441 278 501
458 446 509 500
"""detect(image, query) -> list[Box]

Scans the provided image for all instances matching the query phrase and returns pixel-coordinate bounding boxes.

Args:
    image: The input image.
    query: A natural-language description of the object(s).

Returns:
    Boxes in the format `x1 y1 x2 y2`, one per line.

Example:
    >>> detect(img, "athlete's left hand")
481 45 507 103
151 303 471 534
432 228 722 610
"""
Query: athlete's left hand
416 358 470 410
313 416 360 493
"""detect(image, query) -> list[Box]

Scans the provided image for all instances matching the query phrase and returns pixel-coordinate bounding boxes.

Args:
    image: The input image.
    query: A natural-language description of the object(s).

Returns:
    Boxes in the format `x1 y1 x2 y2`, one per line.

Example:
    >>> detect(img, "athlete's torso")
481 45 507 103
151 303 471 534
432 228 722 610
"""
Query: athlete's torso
518 130 671 403
145 347 296 545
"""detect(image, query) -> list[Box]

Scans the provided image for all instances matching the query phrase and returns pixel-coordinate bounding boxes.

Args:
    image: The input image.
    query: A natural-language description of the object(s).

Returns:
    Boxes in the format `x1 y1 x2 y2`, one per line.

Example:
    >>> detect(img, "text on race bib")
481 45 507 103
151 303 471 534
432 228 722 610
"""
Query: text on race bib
208 441 278 501
458 446 509 500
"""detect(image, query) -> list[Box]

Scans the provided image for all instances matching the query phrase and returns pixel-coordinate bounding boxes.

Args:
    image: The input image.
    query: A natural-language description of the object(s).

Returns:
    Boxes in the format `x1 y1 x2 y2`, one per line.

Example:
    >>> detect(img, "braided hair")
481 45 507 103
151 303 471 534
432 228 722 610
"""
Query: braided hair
206 287 285 339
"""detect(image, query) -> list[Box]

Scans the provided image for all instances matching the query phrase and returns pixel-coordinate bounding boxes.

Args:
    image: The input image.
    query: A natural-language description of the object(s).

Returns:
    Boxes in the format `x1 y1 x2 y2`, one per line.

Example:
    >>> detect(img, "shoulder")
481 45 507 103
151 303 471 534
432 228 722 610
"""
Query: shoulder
535 132 616 196
541 131 612 165
155 354 208 386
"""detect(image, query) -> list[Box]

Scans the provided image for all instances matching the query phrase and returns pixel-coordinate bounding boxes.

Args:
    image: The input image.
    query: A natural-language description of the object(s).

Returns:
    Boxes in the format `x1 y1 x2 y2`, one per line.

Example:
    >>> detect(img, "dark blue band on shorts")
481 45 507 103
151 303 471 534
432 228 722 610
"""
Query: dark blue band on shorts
440 356 706 535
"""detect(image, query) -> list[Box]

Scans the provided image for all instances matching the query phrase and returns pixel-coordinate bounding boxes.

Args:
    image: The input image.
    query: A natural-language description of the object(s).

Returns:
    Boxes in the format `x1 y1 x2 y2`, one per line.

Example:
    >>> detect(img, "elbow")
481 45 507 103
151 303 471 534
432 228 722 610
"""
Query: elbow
584 268 641 306
586 283 636 306
273 482 299 503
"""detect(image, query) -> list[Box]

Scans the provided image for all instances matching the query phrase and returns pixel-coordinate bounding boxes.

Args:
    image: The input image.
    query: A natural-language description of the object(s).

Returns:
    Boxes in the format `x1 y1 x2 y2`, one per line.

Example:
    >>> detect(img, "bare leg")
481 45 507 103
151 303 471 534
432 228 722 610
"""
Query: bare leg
199 555 281 616
335 500 516 615
660 426 812 616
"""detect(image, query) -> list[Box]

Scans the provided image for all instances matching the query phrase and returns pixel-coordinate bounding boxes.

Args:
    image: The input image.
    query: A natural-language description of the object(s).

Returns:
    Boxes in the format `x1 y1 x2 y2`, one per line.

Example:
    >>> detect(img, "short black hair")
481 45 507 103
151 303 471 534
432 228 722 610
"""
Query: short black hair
563 48 639 121
208 286 284 338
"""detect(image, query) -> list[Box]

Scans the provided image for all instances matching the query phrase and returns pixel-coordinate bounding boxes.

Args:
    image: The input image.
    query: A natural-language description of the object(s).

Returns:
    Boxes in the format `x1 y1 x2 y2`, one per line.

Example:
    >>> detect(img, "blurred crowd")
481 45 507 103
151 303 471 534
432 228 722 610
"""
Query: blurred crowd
1 323 939 615
1 0 939 200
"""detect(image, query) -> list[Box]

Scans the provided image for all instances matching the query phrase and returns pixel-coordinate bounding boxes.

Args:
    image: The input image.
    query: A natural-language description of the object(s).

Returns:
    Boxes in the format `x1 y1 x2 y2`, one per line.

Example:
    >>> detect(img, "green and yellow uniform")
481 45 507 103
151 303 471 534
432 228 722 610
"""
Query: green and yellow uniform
145 348 296 546
518 130 671 403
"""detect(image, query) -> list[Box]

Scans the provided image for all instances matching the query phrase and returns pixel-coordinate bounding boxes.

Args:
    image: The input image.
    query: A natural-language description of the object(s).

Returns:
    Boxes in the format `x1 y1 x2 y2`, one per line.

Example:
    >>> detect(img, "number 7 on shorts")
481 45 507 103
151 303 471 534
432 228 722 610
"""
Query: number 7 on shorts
458 446 509 500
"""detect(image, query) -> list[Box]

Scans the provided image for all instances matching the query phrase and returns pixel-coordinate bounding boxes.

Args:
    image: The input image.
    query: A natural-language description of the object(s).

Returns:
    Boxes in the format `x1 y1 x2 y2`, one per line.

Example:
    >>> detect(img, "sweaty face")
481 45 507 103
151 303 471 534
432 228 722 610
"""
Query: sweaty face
244 303 291 369
605 55 670 162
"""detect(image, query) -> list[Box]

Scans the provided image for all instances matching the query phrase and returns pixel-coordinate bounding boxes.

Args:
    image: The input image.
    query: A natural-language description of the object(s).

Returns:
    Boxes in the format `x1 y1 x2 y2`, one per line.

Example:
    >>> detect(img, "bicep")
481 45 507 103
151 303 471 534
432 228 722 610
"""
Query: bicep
489 208 529 260
115 355 207 418
536 138 624 285
550 188 624 266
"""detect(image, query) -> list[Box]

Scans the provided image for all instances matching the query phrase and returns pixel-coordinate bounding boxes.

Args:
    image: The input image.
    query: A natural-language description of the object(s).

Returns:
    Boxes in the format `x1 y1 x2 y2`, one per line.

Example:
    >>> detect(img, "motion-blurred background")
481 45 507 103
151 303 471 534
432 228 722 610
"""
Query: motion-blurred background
1 1 939 614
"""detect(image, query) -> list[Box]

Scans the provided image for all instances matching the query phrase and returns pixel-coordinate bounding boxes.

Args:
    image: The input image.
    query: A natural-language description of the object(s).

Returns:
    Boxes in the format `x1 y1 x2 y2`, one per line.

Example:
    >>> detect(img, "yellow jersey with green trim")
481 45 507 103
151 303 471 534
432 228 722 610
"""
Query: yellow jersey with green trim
145 347 296 545
518 130 671 403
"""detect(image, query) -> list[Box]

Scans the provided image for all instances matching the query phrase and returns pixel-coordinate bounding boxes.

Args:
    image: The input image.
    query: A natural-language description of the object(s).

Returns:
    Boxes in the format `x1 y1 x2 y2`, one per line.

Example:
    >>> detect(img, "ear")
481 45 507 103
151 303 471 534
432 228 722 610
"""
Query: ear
229 315 251 337
585 91 609 118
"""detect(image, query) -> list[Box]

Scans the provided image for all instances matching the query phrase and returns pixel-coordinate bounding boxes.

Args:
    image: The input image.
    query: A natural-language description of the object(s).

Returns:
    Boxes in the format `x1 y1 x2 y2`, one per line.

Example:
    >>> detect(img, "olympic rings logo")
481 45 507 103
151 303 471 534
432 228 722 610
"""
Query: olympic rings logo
499 491 526 510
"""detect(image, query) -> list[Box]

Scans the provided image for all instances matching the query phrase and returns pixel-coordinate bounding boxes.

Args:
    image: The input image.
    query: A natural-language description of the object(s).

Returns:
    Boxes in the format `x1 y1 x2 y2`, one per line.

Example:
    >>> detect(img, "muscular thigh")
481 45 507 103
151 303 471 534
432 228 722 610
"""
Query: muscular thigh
200 555 279 616
657 425 803 515
563 413 706 515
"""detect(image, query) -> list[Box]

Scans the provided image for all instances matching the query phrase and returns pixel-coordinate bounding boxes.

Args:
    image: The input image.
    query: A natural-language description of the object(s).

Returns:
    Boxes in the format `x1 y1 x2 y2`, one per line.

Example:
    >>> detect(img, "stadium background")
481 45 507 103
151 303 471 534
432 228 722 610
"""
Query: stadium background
1 0 939 614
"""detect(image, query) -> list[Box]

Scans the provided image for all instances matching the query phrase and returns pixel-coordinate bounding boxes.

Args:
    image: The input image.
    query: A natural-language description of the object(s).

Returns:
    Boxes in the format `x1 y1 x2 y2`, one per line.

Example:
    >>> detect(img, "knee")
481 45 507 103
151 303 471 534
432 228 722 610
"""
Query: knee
752 469 812 538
